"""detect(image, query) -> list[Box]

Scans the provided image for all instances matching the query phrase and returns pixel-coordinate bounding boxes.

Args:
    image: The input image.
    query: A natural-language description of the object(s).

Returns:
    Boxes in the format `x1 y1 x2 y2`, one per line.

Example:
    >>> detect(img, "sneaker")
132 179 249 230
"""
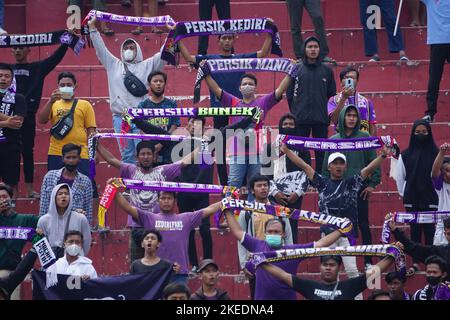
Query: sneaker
422 114 434 123
369 55 381 62
399 55 410 62
322 56 337 65
0 27 7 35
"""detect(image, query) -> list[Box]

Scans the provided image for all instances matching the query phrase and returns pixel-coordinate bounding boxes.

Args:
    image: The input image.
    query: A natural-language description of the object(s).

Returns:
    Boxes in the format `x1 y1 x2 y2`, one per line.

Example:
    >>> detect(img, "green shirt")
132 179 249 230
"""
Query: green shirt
0 211 39 270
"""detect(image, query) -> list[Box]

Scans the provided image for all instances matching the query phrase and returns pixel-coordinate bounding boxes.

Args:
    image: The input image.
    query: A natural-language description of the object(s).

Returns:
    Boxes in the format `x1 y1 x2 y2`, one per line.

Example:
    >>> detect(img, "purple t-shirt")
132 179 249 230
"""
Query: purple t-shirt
120 162 182 227
58 175 74 187
241 233 314 300
327 93 376 133
136 209 203 274
220 90 279 155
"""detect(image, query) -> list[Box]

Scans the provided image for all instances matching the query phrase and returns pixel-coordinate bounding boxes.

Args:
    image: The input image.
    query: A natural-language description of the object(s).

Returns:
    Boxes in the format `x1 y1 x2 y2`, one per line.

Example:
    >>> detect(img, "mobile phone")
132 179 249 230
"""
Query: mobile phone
1 199 15 208
344 78 354 90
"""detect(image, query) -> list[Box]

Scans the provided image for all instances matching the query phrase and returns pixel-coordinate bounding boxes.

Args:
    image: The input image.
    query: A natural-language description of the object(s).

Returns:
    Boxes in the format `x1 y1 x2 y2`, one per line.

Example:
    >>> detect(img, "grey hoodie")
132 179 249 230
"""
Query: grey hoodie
90 30 166 115
37 184 91 255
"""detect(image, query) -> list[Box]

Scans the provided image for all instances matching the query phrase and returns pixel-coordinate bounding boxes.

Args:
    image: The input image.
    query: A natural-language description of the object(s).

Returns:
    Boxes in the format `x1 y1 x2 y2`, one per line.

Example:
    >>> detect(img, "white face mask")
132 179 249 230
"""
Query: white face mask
59 86 74 100
240 84 255 97
0 88 7 94
123 49 135 62
65 244 82 257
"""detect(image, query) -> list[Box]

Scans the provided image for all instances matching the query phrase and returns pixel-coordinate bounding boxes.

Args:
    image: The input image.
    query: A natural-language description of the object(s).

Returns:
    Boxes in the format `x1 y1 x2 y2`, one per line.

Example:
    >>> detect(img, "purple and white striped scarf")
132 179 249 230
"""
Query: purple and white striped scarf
0 226 36 241
245 244 406 277
282 134 400 159
121 179 229 194
194 58 298 103
218 198 355 245
161 18 282 65
82 10 176 28
381 211 450 244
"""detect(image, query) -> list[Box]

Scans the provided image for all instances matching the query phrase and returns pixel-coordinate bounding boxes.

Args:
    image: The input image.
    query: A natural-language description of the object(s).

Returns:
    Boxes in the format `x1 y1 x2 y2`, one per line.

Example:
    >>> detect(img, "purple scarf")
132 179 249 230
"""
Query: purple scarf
82 10 176 28
218 198 355 245
282 134 401 159
0 30 84 55
245 244 406 277
127 106 257 119
122 179 229 194
161 18 282 65
194 58 298 103
88 132 205 178
382 211 450 244
0 226 36 241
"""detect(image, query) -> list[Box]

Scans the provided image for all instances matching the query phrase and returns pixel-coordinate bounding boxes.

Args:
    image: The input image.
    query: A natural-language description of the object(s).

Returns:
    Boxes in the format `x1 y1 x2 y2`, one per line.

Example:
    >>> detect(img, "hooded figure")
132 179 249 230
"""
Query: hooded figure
89 31 166 116
37 184 91 256
322 105 381 189
397 119 439 209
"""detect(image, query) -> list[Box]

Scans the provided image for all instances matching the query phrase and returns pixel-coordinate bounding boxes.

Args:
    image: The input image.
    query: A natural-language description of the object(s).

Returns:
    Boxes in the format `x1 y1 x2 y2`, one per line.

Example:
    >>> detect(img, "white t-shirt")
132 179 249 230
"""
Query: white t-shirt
54 256 98 279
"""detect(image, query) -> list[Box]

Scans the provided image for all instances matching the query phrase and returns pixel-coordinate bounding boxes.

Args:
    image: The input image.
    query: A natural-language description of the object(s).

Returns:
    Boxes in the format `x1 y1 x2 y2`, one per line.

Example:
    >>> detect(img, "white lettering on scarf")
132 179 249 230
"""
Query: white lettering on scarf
9 33 53 45
154 220 184 231
0 227 31 240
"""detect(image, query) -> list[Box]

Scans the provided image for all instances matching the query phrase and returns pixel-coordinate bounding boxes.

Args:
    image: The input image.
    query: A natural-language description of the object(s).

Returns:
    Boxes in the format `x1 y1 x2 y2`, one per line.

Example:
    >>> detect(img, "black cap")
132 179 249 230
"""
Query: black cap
304 36 321 49
198 259 219 273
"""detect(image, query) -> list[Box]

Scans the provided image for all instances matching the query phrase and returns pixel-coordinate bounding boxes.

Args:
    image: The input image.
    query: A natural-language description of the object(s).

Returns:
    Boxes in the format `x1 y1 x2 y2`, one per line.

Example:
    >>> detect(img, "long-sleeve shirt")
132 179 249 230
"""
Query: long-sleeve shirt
12 44 69 115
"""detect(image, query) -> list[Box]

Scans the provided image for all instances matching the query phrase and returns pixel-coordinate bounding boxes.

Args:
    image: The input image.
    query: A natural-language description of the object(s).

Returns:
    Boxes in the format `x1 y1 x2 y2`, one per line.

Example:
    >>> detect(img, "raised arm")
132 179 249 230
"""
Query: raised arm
275 74 292 100
280 143 315 180
314 230 343 248
256 33 273 58
108 178 139 221
201 201 222 219
329 90 352 125
224 209 245 241
260 263 293 287
88 17 117 69
204 74 223 100
432 143 448 178
360 145 389 180
177 40 196 64
366 256 394 279
38 89 60 124
96 139 122 169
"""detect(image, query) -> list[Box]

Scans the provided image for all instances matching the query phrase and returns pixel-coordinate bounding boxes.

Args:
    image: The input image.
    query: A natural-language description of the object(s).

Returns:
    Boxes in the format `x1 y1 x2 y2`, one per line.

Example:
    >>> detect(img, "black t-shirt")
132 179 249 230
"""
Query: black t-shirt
292 274 367 300
130 258 172 274
0 93 27 144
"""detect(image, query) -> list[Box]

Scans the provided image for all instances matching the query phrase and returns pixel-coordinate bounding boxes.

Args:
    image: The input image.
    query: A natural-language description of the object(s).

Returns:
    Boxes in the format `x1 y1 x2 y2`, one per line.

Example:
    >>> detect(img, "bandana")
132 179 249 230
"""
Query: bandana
194 58 298 103
0 30 85 55
381 211 450 244
218 198 355 244
245 244 406 277
161 18 282 65
0 226 36 241
97 179 239 228
282 134 401 159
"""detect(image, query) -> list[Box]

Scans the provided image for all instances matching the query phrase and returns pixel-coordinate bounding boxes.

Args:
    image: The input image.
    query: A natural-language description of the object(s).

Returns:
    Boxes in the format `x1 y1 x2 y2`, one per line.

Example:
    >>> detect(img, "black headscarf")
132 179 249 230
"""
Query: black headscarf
401 119 439 207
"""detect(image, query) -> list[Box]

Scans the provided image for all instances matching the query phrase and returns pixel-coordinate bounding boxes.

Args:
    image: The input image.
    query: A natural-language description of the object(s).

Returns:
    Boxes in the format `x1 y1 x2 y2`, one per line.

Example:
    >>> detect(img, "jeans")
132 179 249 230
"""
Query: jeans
359 0 405 56
286 0 329 59
227 154 262 189
198 0 231 55
0 0 4 28
426 44 450 117
407 206 436 264
112 114 139 164
213 115 229 185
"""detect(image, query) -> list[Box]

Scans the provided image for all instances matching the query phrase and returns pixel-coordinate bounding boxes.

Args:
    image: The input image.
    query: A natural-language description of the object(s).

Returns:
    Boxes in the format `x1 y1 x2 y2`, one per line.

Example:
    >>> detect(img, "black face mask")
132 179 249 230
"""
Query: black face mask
415 133 428 144
279 127 297 135
64 164 77 172
426 275 441 286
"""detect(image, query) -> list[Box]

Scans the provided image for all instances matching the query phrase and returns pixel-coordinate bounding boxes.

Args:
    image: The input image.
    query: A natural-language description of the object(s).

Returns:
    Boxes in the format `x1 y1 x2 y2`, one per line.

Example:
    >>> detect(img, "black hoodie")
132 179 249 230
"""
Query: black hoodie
286 36 336 125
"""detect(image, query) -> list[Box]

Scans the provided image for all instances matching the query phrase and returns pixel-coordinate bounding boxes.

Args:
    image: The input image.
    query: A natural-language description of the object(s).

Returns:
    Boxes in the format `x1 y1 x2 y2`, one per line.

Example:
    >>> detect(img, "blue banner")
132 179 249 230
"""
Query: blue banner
32 267 173 300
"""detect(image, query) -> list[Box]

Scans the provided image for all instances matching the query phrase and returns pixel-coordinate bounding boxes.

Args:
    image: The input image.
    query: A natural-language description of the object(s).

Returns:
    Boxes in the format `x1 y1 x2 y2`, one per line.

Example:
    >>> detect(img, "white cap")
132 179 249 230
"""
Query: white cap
328 152 346 165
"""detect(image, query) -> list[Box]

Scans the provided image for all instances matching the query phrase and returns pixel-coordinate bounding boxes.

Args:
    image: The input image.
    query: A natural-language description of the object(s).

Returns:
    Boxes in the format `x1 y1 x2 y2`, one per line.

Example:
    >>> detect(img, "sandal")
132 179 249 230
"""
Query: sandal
101 27 115 36
406 263 420 277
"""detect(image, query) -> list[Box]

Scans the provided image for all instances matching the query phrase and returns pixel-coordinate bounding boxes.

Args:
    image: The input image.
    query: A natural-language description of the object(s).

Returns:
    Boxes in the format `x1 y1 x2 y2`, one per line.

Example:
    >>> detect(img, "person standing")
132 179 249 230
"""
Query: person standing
10 42 70 198
287 36 336 173
421 0 450 122
395 119 439 275
285 0 334 62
